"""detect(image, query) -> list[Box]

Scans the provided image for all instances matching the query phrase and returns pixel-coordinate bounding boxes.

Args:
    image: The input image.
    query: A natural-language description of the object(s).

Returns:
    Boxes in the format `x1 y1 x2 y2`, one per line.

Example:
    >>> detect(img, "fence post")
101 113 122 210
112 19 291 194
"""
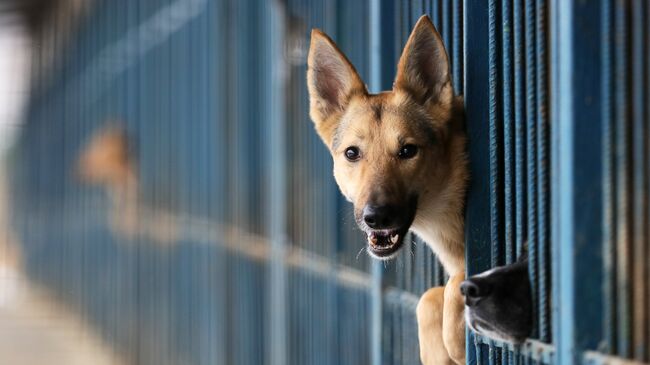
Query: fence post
464 0 493 363
550 0 604 363
264 2 288 365
368 2 383 364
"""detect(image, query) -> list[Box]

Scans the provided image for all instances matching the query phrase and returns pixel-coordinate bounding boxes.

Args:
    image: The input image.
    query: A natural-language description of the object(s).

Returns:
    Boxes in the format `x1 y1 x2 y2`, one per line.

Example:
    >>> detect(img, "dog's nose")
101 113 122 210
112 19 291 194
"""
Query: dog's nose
460 279 491 306
363 204 396 229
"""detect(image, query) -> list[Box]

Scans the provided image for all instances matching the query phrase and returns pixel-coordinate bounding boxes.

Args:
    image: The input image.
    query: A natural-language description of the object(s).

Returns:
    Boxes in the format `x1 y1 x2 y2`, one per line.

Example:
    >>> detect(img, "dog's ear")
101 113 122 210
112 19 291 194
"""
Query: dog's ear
394 15 453 107
307 29 366 147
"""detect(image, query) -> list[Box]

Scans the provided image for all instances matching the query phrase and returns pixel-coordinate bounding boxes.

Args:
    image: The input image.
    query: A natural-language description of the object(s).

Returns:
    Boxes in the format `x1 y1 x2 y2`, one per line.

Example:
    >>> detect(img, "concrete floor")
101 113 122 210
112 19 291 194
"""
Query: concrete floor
0 263 124 365
0 153 122 365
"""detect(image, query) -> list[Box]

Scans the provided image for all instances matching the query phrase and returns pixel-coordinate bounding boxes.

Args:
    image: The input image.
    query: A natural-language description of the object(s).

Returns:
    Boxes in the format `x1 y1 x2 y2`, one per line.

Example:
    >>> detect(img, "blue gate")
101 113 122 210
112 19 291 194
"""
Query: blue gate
7 0 650 364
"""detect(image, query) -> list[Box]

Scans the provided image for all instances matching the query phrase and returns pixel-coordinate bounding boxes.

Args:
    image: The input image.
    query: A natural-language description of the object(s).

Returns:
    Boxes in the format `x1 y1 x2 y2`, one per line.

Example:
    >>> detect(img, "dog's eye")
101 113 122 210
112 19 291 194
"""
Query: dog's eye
398 144 418 159
344 146 361 161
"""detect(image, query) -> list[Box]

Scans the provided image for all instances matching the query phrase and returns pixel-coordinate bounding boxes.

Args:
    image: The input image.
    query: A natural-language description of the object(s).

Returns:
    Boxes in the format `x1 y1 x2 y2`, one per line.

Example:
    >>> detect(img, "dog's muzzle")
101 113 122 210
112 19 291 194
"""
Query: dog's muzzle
365 227 409 259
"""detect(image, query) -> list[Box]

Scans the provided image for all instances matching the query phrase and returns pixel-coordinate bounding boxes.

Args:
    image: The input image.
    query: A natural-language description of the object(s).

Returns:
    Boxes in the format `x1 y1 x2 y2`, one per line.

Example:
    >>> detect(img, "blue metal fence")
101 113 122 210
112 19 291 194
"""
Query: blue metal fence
6 0 650 364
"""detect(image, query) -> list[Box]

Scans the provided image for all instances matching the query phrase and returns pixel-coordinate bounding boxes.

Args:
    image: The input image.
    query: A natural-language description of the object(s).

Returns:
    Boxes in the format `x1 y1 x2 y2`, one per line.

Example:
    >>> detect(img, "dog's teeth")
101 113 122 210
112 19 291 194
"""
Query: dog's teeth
367 233 378 245
390 233 399 244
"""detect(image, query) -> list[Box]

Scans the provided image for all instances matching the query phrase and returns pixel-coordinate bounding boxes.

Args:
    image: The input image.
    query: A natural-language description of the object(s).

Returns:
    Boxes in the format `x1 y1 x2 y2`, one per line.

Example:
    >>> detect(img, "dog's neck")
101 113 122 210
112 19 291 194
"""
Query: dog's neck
410 110 467 276
410 193 465 276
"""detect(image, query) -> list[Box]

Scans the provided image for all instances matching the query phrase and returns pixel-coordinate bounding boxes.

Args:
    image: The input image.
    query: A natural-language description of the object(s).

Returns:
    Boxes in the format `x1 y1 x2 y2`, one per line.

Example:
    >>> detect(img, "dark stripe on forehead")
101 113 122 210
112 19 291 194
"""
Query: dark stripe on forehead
372 104 382 122
386 103 439 145
410 112 438 145
330 94 441 150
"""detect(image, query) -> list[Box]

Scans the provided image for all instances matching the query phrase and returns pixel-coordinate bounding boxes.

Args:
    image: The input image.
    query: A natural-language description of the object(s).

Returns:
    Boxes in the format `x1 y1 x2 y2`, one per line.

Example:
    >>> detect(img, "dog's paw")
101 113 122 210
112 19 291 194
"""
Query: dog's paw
443 273 466 365
416 287 455 365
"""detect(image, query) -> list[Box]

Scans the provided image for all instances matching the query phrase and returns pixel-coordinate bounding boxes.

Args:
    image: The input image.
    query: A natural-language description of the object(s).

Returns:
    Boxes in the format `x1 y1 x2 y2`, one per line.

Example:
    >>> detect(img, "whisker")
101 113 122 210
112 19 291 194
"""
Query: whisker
356 246 366 261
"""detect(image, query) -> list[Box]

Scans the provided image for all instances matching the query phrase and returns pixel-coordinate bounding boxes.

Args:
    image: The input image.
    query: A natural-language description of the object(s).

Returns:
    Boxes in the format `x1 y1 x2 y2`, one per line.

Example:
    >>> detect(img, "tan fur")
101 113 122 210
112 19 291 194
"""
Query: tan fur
416 287 455 364
77 126 136 187
77 124 139 238
307 16 468 364
442 273 467 364
77 125 179 245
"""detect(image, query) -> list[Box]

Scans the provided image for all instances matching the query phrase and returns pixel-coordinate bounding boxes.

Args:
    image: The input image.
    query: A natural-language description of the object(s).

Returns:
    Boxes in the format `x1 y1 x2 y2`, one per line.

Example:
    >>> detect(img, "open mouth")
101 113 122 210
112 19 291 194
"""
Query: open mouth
356 195 418 260
365 227 409 259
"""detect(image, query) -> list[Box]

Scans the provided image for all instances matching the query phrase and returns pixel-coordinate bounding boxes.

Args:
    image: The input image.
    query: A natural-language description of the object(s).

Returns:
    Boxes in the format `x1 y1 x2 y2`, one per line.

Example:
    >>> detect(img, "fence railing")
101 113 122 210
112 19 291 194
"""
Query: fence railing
7 0 650 364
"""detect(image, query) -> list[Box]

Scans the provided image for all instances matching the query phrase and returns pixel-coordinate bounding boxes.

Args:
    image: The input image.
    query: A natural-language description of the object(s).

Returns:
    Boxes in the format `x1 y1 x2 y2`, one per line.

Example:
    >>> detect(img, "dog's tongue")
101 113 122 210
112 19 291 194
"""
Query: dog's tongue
367 231 399 248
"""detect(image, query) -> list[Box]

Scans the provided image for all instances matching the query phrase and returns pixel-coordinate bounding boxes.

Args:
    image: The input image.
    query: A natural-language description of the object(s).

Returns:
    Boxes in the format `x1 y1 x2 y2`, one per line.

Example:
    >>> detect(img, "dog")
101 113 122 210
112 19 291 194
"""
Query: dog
307 15 468 365
461 256 532 344
77 124 140 238
75 121 178 247
76 124 179 245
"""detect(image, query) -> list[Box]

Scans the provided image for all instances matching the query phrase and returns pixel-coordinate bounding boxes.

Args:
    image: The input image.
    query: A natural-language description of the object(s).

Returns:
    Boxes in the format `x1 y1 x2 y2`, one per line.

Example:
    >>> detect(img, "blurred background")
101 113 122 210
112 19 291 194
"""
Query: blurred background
0 0 648 364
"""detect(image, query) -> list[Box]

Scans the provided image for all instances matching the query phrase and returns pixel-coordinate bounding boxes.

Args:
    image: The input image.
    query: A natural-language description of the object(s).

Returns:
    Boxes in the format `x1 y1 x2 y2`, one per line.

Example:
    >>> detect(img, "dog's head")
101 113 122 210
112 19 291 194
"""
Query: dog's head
307 16 459 260
461 259 532 344
76 125 135 186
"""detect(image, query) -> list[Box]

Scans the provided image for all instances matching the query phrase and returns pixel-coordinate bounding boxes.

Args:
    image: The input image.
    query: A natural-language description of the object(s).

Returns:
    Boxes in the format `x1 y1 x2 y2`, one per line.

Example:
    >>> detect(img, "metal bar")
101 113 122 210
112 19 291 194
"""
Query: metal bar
489 0 503 268
433 0 441 30
21 0 650 363
464 0 493 362
583 350 650 364
452 0 463 92
630 1 648 361
645 2 650 358
369 1 385 364
502 0 515 264
265 1 288 365
601 0 617 355
443 0 451 52
489 342 497 365
476 335 484 365
513 0 527 260
551 0 605 363
525 0 539 340
475 336 555 363
535 0 550 343
614 0 632 357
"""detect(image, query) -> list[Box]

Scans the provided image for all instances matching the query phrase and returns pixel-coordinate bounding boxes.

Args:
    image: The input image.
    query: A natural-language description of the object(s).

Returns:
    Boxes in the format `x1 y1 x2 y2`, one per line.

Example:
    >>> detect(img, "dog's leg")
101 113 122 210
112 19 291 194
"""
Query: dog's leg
417 286 455 365
443 272 466 365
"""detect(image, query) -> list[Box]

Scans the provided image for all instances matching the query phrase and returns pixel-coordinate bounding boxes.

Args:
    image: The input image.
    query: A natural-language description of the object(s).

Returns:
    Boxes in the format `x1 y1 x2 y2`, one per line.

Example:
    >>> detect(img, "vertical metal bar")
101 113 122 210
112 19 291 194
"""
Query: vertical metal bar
551 0 604 363
475 336 484 365
489 0 503 268
442 0 451 52
265 2 288 365
464 0 492 362
432 0 441 30
614 0 632 357
631 1 648 361
525 0 539 340
502 0 515 264
212 1 228 361
489 342 496 365
369 2 384 364
601 0 617 355
452 0 463 92
513 0 527 260
646 2 650 357
535 0 550 343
